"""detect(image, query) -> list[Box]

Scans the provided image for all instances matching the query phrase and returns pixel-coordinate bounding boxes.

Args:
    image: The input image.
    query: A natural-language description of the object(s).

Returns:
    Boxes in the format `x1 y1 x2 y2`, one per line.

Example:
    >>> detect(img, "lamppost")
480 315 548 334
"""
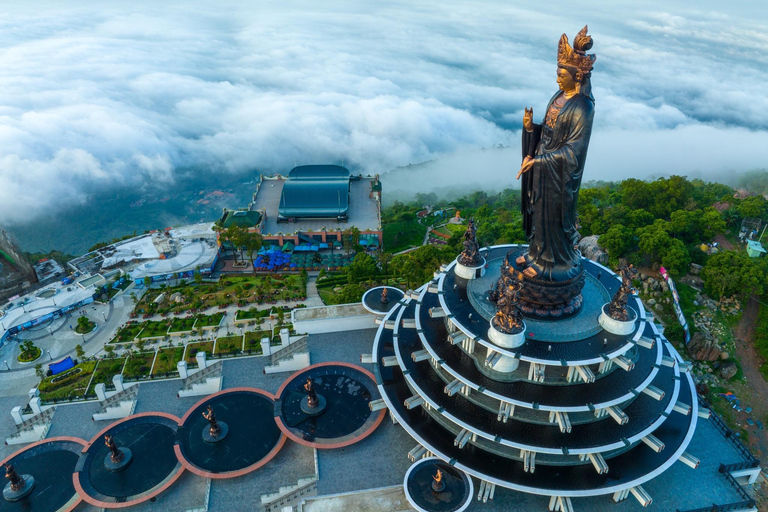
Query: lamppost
103 311 107 321
47 350 52 361
3 361 9 370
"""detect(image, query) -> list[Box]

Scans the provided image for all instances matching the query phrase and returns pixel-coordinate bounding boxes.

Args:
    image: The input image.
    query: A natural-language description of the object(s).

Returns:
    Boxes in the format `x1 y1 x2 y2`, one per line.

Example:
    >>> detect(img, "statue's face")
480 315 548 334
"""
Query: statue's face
556 67 577 92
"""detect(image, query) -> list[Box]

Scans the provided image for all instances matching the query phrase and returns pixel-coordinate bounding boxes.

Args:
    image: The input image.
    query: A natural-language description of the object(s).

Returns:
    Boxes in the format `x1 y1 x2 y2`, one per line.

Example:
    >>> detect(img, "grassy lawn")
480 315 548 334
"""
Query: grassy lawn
185 341 214 365
86 358 126 396
168 316 196 333
123 352 155 379
152 347 184 375
214 335 242 356
39 361 97 402
383 220 427 253
137 320 170 339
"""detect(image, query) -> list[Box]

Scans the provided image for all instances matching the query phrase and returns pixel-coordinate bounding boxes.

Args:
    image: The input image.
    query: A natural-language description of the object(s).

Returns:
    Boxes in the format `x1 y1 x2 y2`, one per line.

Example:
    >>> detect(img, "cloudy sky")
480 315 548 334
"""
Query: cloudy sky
1 0 768 224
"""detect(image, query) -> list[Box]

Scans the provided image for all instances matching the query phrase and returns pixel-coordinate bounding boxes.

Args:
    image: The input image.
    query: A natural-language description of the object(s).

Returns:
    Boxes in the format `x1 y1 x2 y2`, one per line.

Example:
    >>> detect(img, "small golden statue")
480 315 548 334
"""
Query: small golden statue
380 287 389 304
431 468 445 492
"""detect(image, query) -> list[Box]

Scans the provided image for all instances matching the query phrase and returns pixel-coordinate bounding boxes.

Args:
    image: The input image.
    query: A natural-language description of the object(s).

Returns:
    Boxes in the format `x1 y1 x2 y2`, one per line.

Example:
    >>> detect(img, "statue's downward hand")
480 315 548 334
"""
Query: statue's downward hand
517 156 534 179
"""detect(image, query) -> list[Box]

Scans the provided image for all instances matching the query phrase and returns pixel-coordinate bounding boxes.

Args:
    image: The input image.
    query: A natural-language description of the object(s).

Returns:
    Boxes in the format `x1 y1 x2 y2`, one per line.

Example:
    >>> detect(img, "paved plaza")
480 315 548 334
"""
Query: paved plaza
0 325 759 511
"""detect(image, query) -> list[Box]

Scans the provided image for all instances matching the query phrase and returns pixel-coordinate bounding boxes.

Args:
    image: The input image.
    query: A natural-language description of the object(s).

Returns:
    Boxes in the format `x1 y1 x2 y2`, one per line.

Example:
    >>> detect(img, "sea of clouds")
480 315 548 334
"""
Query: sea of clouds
1 0 768 223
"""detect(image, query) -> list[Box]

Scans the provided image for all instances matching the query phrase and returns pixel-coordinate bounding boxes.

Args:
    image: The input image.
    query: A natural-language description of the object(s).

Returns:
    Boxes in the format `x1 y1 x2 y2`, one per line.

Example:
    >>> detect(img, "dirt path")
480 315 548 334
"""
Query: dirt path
731 296 768 458
714 234 735 251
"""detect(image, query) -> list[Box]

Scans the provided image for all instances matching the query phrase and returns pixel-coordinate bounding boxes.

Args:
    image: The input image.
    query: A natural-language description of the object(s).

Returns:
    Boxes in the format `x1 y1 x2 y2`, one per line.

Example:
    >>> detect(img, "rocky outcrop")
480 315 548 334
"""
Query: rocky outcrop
687 331 722 361
718 361 738 380
578 235 608 265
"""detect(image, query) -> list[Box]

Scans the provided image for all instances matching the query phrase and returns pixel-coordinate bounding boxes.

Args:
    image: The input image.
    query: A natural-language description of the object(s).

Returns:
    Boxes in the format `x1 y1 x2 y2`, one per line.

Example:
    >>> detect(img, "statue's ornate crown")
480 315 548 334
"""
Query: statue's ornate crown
557 26 595 77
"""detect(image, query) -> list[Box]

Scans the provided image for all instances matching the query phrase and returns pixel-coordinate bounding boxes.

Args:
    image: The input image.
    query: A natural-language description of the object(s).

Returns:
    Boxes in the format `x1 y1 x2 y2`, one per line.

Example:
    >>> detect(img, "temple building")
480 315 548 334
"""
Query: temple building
229 165 382 250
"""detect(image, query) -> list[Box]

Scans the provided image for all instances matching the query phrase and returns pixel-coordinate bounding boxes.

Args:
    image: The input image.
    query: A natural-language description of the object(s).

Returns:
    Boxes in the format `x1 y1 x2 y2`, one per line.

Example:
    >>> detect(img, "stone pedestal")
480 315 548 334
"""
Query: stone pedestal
202 422 229 443
196 351 207 369
598 304 637 336
3 475 35 502
104 448 132 472
112 374 124 392
300 395 327 417
455 258 486 280
95 383 107 402
486 324 526 373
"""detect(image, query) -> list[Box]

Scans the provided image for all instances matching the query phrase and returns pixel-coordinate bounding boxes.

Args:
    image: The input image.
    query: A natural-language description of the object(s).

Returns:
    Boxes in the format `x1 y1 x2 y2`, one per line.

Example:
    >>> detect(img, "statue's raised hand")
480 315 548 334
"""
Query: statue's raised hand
523 107 534 132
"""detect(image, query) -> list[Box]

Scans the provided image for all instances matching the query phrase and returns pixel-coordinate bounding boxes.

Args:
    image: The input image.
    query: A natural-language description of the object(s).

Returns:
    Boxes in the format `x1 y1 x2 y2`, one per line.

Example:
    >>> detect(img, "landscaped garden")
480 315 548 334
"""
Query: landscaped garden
39 361 97 402
197 312 225 328
214 335 242 356
244 330 270 353
122 352 155 379
133 275 307 317
75 316 96 334
185 341 214 365
235 307 271 321
110 322 144 343
151 347 184 375
169 316 196 333
18 341 41 363
86 358 126 396
137 320 170 339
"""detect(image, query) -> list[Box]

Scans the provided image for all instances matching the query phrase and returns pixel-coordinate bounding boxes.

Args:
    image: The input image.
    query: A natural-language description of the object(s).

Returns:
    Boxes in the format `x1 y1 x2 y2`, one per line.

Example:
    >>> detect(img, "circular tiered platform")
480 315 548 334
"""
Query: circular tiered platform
274 362 385 449
176 388 285 478
373 244 698 500
0 437 85 512
74 413 183 508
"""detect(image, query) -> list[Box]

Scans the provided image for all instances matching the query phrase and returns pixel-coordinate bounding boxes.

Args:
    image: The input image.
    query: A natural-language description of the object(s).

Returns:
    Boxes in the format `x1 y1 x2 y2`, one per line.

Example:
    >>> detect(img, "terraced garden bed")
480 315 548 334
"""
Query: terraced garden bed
123 352 155 379
39 361 97 402
168 316 196 333
185 341 214 365
86 358 126 397
214 335 242 356
152 347 184 375
137 320 170 339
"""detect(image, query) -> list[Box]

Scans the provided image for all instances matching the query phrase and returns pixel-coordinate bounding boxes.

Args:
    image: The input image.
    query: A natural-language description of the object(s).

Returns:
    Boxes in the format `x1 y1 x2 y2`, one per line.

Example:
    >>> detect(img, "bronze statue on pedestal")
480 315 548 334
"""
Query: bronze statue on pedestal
304 377 318 408
104 433 124 464
490 271 525 334
608 264 637 321
203 405 221 438
4 464 25 493
458 219 482 267
380 287 389 304
503 26 596 317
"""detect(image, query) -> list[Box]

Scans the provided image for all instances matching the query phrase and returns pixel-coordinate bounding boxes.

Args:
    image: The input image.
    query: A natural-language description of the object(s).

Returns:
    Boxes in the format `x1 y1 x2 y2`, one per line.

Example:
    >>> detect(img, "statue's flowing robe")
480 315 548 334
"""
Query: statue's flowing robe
521 91 594 281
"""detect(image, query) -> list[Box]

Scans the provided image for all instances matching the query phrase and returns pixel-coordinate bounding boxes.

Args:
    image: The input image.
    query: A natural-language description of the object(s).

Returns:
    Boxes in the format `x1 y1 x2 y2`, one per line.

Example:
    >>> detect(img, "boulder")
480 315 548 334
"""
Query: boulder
718 361 738 380
690 263 703 275
646 299 657 306
687 331 722 361
578 235 608 265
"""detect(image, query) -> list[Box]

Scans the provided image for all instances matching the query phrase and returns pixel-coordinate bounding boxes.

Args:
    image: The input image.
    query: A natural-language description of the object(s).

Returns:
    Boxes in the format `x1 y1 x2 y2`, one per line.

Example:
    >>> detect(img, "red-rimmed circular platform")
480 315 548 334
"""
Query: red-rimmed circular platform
175 387 287 479
73 412 184 509
274 362 385 449
0 436 87 512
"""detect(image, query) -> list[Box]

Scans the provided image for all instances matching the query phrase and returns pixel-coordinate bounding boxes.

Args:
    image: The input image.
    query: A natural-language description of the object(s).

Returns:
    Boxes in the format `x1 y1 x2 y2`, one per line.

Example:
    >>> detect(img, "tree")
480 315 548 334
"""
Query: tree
75 344 85 359
598 224 634 263
636 219 672 264
698 208 727 240
347 253 378 284
737 195 767 220
660 238 691 277
223 225 248 263
701 250 765 299
136 339 147 352
77 316 91 332
34 363 44 380
243 231 264 272
194 269 203 285
143 276 152 288
104 345 115 357
625 209 655 230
